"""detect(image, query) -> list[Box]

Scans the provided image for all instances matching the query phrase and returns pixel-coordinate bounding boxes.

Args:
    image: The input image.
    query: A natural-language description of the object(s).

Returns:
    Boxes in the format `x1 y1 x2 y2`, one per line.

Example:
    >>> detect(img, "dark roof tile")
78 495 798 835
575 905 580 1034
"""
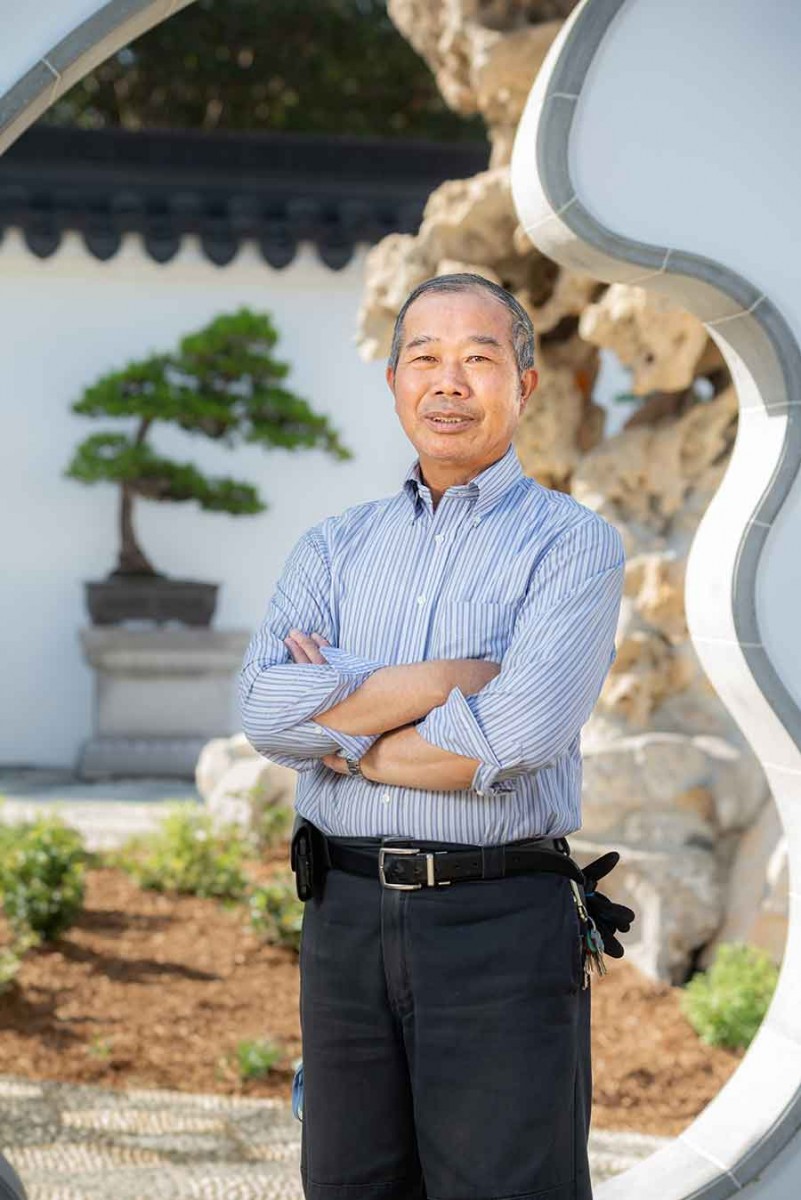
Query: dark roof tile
0 124 490 269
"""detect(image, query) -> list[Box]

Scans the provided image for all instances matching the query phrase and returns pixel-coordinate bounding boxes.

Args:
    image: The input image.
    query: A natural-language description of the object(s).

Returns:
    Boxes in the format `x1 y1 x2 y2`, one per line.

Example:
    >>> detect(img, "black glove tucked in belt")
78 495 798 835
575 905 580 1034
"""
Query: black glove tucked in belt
581 851 635 958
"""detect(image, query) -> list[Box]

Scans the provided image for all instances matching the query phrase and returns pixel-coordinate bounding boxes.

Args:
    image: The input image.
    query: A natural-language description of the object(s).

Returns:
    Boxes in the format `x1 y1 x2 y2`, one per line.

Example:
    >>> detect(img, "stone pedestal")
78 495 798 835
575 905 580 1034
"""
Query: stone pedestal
76 628 251 779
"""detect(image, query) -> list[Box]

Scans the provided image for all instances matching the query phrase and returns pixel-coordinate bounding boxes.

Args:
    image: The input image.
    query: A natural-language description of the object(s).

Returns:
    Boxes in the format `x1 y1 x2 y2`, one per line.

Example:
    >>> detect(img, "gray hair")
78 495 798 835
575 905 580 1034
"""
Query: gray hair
387 272 536 376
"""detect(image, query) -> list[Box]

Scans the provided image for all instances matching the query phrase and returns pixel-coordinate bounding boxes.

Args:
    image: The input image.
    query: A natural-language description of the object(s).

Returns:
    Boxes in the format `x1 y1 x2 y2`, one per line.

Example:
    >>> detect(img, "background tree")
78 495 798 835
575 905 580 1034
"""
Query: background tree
64 308 352 578
43 0 487 142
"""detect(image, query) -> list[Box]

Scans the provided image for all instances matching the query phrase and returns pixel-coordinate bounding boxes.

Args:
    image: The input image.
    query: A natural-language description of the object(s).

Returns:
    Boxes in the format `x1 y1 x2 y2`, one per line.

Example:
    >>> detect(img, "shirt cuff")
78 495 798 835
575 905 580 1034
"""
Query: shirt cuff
316 645 385 676
314 725 381 760
310 645 384 758
239 644 386 759
415 685 514 796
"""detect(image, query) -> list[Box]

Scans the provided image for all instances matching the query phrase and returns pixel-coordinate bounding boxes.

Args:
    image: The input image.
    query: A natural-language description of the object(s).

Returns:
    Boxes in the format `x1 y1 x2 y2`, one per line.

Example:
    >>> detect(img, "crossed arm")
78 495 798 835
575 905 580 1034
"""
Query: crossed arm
237 516 625 797
236 526 499 792
284 627 500 791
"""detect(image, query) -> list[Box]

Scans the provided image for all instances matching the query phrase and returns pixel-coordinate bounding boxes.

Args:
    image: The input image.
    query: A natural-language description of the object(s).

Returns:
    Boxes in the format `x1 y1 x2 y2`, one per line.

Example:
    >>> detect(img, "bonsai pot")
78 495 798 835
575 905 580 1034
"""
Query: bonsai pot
85 575 219 627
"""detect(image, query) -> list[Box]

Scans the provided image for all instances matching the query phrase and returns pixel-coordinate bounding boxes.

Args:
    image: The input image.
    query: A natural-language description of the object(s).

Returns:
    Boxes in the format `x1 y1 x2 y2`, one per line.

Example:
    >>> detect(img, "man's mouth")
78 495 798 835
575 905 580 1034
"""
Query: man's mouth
424 414 475 432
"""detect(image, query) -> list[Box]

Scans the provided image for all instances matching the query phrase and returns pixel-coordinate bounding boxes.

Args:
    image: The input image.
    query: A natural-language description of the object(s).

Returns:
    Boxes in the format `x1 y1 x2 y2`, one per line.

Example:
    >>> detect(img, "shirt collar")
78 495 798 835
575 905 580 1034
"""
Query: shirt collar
401 442 524 522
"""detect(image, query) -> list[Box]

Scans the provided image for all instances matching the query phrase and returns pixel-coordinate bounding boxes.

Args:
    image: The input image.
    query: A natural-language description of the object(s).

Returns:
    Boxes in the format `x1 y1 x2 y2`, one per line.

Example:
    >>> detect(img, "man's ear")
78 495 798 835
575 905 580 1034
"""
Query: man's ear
520 367 538 407
385 364 395 391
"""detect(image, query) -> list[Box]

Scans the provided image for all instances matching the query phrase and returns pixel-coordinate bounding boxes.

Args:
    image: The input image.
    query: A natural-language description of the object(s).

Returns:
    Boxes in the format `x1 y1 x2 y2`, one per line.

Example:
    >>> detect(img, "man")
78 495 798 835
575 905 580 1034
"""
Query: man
238 273 626 1200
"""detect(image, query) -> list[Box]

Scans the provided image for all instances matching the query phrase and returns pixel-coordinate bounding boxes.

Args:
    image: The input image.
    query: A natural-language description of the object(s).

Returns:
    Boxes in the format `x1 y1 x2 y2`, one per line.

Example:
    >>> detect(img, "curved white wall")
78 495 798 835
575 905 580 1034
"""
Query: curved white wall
0 1 117 95
0 1 196 154
511 0 801 1197
568 0 801 721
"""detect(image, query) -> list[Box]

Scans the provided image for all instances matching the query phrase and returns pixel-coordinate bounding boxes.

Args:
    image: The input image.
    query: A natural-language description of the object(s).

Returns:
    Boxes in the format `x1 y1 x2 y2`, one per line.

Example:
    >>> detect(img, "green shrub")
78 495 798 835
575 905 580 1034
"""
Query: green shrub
248 876 303 953
0 946 23 995
235 1037 283 1080
114 802 250 900
0 815 87 940
680 941 779 1049
0 927 41 995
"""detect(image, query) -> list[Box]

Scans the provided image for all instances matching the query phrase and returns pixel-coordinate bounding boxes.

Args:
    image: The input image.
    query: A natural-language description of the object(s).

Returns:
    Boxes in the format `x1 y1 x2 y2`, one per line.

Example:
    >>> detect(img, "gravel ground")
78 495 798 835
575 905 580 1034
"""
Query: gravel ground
0 1074 671 1199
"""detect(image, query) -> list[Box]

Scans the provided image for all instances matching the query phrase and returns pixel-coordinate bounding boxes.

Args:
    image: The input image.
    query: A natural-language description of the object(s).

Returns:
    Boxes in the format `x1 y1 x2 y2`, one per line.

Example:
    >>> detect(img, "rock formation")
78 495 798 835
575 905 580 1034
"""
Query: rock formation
387 1 576 167
196 732 296 842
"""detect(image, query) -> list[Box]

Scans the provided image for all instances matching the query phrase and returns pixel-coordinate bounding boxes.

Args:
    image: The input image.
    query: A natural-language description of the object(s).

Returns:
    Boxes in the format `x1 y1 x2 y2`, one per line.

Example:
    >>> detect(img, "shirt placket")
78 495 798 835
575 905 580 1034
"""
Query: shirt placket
411 485 477 660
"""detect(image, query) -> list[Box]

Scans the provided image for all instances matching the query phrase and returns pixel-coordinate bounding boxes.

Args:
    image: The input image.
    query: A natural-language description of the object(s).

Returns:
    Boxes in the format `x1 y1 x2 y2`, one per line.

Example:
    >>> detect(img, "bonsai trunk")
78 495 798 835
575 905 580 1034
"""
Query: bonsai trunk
111 417 161 578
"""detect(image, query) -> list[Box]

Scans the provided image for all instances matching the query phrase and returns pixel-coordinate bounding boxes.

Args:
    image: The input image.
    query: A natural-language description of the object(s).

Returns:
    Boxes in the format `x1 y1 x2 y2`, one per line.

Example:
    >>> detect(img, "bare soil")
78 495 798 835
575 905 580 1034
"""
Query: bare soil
0 847 743 1136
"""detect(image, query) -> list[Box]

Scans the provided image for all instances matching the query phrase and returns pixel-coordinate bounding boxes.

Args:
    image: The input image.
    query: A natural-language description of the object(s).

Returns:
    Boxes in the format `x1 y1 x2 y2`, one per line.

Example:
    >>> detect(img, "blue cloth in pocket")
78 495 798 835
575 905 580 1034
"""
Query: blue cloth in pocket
291 1060 304 1122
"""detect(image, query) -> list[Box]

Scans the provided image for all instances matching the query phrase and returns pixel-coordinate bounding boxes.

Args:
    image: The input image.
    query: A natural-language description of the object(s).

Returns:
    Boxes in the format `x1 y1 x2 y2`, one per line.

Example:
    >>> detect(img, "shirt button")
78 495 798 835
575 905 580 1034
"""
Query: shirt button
382 792 391 804
434 534 444 544
417 594 426 605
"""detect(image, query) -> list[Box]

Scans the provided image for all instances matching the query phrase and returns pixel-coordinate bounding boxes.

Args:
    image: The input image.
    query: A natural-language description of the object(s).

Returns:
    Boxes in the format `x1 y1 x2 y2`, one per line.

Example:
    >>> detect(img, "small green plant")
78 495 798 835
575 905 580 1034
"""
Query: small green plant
0 927 41 995
113 802 251 900
86 1034 114 1061
0 815 87 941
248 876 304 953
235 1037 284 1081
680 942 779 1049
0 947 23 996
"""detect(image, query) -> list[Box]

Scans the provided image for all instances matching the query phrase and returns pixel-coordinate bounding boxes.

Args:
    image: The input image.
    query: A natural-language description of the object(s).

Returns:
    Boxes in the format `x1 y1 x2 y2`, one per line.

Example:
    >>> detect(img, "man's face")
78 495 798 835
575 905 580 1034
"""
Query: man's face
385 288 538 473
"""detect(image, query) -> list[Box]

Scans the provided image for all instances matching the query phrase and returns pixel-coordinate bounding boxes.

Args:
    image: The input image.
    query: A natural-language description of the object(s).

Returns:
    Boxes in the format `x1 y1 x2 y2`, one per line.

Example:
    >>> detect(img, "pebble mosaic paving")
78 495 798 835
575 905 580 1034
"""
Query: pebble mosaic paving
0 1074 670 1199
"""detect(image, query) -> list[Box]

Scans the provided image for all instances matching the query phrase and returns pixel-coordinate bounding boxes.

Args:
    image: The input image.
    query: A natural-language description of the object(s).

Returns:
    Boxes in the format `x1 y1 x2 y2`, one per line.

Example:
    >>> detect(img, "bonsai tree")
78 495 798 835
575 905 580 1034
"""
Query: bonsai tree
65 307 353 579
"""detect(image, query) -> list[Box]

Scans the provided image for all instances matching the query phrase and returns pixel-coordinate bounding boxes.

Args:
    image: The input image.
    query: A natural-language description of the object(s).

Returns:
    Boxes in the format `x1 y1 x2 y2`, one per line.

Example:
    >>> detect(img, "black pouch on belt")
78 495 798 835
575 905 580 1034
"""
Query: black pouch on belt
290 814 327 901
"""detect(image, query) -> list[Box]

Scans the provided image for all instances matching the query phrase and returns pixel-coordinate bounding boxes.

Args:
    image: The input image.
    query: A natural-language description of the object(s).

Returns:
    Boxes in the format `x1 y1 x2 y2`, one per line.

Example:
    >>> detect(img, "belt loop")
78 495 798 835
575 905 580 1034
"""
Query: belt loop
481 845 506 880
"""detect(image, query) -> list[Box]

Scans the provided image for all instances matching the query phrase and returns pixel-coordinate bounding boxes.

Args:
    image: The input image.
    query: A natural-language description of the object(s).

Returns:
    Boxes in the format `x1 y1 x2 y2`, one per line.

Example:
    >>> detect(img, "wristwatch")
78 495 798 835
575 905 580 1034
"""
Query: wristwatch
343 756 365 778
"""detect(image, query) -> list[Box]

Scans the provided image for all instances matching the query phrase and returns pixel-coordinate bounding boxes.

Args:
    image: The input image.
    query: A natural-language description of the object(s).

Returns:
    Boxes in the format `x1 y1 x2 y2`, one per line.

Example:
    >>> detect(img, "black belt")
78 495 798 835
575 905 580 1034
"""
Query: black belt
324 832 586 891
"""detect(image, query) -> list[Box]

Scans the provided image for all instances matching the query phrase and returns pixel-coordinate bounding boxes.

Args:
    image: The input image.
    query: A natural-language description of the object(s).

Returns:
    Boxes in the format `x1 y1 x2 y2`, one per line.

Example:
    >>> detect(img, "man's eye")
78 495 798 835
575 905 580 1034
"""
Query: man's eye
413 355 435 362
467 355 489 362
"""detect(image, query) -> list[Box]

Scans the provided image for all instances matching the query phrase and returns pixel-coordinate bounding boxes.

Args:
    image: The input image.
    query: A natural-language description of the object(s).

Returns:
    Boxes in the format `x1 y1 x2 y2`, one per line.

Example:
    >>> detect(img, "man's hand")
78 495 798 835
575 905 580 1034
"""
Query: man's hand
284 628 330 663
321 726 409 779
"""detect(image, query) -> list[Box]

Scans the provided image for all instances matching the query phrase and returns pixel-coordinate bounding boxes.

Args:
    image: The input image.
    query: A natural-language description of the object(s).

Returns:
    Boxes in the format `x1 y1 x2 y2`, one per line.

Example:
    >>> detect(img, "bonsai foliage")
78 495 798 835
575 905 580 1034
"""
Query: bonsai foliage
65 308 353 577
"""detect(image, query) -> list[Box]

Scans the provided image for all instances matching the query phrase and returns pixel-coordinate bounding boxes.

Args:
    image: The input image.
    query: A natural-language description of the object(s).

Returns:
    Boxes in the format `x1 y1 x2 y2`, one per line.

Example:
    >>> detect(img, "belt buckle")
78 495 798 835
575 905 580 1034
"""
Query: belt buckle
378 845 453 890
379 845 422 890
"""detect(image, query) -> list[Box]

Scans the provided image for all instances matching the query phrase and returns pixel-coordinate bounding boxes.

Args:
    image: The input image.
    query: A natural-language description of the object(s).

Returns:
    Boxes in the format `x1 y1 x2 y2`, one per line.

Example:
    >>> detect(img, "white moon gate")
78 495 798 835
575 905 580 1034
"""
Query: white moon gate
0 8 199 1200
0 2 196 157
1 2 800 1199
511 0 801 1197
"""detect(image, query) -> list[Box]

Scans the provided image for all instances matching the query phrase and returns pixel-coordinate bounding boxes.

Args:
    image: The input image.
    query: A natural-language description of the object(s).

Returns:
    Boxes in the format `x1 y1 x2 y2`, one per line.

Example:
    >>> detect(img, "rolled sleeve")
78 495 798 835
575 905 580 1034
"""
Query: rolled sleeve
415 515 625 794
238 528 384 770
415 684 507 796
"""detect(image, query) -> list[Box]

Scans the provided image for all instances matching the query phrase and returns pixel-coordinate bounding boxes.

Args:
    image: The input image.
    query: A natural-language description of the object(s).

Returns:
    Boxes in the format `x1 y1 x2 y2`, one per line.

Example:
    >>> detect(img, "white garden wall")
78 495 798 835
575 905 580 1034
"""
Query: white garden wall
0 230 403 769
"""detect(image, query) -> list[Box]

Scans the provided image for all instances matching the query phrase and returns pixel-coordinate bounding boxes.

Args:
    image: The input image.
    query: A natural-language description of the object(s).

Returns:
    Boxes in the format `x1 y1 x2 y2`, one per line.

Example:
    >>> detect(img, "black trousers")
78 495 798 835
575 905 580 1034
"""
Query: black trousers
298 835 593 1200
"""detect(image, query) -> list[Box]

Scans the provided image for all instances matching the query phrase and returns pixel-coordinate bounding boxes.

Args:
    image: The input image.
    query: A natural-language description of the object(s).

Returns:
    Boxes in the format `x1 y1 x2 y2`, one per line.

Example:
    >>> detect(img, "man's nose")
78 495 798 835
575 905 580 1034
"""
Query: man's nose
434 365 469 394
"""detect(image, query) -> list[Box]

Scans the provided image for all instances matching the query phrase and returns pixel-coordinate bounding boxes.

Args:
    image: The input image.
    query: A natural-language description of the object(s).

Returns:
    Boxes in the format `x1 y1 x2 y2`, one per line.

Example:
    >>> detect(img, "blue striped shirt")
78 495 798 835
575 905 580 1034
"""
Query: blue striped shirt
237 442 625 844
